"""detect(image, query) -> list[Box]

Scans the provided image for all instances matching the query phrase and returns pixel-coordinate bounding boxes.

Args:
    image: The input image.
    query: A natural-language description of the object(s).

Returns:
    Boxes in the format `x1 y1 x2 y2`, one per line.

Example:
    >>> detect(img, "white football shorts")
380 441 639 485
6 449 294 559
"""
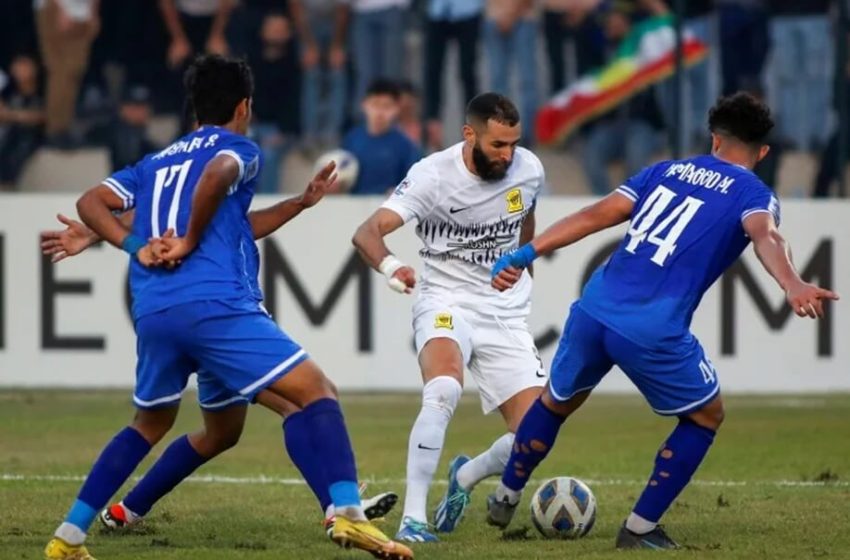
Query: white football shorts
412 297 547 414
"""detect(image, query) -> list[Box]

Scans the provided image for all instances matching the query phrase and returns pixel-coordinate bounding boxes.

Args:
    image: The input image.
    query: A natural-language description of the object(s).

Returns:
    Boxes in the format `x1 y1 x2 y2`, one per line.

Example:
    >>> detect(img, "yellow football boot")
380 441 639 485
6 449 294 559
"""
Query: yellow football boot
332 516 414 559
44 538 96 560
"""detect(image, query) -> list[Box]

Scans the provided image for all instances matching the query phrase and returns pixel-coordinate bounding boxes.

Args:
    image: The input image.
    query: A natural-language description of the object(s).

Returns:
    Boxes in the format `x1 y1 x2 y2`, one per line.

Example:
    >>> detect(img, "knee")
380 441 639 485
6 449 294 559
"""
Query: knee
421 375 463 418
196 428 242 456
131 409 177 445
688 398 725 431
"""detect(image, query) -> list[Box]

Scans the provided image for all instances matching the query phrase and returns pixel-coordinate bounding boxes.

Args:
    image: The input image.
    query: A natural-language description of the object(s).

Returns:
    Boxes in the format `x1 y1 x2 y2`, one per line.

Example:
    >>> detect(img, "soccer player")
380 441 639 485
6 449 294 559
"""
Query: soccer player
352 93 548 542
44 55 412 560
41 213 398 533
486 92 840 548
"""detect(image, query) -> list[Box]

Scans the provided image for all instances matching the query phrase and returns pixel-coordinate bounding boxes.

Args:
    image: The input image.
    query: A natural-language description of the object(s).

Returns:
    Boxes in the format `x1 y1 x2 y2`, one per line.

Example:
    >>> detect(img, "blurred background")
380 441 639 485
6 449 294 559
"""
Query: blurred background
1 0 849 199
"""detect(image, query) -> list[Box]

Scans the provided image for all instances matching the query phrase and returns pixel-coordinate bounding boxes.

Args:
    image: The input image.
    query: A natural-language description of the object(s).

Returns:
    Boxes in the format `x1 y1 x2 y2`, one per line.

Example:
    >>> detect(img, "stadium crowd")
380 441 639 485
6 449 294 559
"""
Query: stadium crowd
0 0 847 197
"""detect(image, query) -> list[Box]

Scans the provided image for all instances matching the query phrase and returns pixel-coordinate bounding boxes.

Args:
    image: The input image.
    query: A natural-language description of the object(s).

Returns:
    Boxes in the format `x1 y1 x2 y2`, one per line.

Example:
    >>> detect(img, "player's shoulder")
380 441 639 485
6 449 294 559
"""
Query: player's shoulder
215 129 260 153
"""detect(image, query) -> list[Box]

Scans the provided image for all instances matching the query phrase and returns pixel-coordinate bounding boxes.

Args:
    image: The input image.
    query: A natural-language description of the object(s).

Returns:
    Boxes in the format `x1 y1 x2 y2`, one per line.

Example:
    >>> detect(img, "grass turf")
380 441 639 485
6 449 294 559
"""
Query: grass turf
1 390 848 559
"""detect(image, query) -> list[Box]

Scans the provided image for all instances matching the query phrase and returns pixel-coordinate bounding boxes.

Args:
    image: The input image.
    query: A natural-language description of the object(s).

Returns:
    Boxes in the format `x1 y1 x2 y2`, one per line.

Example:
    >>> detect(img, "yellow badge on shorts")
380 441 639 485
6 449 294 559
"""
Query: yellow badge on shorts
434 313 454 330
506 188 524 213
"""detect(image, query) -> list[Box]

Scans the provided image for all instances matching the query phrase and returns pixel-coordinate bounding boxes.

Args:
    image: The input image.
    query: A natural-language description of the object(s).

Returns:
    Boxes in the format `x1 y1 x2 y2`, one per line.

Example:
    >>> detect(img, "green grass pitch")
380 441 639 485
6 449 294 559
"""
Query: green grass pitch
1 390 849 559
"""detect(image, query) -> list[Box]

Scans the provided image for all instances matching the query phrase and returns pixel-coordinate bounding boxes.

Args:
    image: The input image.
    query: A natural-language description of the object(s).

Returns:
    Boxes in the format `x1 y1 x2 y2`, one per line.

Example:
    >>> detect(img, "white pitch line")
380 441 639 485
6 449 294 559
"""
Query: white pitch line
1 473 846 488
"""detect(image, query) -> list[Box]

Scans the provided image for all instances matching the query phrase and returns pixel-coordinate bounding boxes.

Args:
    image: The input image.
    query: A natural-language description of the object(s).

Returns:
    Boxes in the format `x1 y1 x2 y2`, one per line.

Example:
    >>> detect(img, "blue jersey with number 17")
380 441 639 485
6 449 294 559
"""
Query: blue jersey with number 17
103 126 264 321
579 154 780 350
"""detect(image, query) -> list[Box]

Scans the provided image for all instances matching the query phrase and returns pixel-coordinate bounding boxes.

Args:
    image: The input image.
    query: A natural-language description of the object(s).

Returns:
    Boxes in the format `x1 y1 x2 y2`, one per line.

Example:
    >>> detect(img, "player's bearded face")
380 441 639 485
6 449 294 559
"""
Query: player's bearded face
472 140 512 182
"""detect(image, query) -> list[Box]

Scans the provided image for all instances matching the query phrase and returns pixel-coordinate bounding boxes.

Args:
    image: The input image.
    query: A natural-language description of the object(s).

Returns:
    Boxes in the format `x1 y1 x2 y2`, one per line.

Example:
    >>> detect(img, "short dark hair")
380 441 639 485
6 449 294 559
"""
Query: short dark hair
184 55 254 126
708 92 774 146
365 78 401 100
465 93 520 128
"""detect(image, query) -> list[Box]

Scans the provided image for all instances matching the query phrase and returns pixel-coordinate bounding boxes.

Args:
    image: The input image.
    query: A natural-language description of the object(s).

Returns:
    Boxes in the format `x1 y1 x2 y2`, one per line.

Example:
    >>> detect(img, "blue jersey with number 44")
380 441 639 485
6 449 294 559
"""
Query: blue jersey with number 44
103 126 263 320
579 154 780 350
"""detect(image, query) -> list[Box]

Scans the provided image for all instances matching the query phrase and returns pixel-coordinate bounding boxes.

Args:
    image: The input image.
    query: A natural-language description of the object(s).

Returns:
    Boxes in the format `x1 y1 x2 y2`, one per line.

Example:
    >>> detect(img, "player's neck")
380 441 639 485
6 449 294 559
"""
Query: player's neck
711 149 755 171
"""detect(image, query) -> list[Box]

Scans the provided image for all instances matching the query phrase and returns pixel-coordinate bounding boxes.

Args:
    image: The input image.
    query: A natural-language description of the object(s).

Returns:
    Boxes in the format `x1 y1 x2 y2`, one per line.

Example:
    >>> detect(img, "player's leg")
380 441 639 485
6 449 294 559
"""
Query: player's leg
435 318 545 533
397 304 469 542
487 305 613 529
608 332 722 549
46 310 190 559
192 303 411 559
105 378 250 528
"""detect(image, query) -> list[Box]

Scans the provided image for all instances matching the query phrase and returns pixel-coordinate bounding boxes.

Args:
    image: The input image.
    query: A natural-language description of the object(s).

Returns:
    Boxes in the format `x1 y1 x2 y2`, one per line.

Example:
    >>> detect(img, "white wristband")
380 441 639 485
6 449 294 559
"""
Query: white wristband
378 255 408 293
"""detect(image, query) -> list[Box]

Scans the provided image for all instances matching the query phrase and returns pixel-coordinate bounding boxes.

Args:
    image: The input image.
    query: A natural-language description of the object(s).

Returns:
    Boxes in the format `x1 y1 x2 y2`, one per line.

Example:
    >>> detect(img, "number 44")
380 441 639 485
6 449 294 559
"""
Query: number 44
624 185 704 267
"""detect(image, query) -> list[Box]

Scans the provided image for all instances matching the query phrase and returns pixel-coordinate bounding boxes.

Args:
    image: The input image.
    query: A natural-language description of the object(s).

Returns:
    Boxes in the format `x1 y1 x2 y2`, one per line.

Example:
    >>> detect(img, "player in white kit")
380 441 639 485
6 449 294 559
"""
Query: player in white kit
352 93 547 542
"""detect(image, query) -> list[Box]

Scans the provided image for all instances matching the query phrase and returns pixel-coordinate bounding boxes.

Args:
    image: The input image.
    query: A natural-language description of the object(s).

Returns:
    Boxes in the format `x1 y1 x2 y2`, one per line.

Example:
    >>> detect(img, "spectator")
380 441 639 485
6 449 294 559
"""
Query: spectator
34 0 100 148
248 11 302 194
228 0 282 57
581 7 665 195
483 0 539 146
159 0 234 67
542 0 606 95
347 0 410 108
290 0 349 152
109 85 158 172
397 79 422 146
813 43 850 198
342 78 421 195
0 0 39 71
658 0 717 153
0 54 44 190
768 0 833 152
717 0 769 95
424 0 483 150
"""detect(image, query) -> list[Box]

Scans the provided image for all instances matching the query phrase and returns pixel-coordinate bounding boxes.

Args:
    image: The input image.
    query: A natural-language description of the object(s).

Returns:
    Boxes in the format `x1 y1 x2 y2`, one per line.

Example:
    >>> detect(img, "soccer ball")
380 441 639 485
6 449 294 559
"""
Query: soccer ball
530 476 597 539
314 149 359 192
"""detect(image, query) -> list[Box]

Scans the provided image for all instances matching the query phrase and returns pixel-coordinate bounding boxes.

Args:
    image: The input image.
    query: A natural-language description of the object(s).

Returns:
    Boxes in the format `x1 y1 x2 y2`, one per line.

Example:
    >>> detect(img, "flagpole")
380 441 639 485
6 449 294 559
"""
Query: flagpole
838 0 848 197
672 0 685 159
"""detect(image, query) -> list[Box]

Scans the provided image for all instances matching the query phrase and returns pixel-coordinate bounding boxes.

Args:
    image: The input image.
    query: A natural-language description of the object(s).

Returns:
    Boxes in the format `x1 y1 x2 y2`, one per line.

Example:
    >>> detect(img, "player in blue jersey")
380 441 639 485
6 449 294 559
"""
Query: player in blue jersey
44 55 412 560
483 93 840 549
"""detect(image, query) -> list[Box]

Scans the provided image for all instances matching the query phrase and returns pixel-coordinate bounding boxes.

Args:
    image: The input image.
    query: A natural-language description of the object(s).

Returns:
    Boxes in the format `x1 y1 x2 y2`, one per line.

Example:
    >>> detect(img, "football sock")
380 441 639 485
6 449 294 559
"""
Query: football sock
631 417 716 528
401 376 462 525
282 411 332 514
300 398 365 521
123 435 207 517
56 427 151 544
456 433 514 492
501 398 566 495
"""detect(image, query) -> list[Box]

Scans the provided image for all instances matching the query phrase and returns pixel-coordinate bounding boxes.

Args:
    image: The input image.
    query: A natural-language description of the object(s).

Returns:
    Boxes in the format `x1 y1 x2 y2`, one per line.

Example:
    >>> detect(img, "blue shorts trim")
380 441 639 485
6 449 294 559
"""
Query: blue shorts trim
133 391 183 409
199 394 250 410
239 349 308 396
651 384 720 416
549 383 596 403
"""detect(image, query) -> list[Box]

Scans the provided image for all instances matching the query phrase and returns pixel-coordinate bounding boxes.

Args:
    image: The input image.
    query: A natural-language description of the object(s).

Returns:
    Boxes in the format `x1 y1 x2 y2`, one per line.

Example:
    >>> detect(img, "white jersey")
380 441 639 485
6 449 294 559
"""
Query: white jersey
382 142 545 318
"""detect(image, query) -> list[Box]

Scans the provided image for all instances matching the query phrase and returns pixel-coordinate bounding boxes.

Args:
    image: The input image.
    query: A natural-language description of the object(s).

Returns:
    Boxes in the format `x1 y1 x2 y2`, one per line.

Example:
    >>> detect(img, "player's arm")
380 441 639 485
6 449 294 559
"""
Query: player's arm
352 208 415 293
158 154 240 261
743 213 839 318
248 162 337 239
519 206 536 277
491 193 634 290
41 210 135 262
77 188 161 265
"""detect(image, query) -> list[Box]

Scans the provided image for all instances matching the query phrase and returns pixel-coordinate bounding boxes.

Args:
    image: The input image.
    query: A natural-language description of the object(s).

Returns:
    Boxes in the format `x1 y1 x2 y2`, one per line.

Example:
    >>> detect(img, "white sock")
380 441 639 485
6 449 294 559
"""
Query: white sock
54 522 86 546
400 375 462 526
456 433 514 492
626 512 657 534
324 504 334 519
495 483 521 505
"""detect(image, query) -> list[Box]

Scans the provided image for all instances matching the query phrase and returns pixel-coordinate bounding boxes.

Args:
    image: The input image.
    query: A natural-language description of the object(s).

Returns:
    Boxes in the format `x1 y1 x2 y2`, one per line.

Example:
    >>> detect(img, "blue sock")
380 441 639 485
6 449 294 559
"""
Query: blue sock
633 418 716 523
300 398 360 509
283 412 332 514
502 398 567 492
66 427 151 532
123 435 207 516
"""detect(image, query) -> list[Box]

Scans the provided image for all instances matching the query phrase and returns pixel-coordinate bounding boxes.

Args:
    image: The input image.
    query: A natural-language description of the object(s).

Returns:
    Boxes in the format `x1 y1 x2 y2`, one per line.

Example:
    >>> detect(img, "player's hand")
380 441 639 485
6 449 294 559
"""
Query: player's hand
329 45 346 69
40 213 99 263
785 281 840 319
391 266 416 294
491 266 522 292
491 244 538 280
168 37 192 68
302 42 320 68
154 234 194 264
298 161 338 209
206 33 229 56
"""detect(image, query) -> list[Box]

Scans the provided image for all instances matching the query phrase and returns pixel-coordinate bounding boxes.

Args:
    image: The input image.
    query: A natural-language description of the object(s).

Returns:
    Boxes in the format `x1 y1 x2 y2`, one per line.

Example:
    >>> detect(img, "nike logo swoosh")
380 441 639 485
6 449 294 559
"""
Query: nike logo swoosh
417 444 441 451
535 371 546 378
449 206 470 214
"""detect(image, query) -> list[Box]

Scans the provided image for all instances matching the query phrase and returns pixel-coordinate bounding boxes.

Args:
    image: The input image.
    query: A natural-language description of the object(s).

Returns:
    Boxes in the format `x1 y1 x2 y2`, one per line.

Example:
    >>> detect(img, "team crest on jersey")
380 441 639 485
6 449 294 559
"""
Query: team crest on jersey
394 178 411 196
506 188 524 213
434 313 454 330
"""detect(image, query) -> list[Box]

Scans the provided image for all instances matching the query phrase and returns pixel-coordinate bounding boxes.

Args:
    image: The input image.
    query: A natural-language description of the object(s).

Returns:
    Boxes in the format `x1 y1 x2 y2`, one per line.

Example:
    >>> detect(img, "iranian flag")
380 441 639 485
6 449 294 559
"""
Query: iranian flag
536 14 708 146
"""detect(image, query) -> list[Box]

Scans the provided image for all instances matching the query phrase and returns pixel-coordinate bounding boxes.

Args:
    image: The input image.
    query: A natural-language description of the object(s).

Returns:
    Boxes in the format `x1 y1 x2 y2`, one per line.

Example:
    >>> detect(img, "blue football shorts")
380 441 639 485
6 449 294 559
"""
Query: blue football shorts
133 299 308 410
548 303 720 416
